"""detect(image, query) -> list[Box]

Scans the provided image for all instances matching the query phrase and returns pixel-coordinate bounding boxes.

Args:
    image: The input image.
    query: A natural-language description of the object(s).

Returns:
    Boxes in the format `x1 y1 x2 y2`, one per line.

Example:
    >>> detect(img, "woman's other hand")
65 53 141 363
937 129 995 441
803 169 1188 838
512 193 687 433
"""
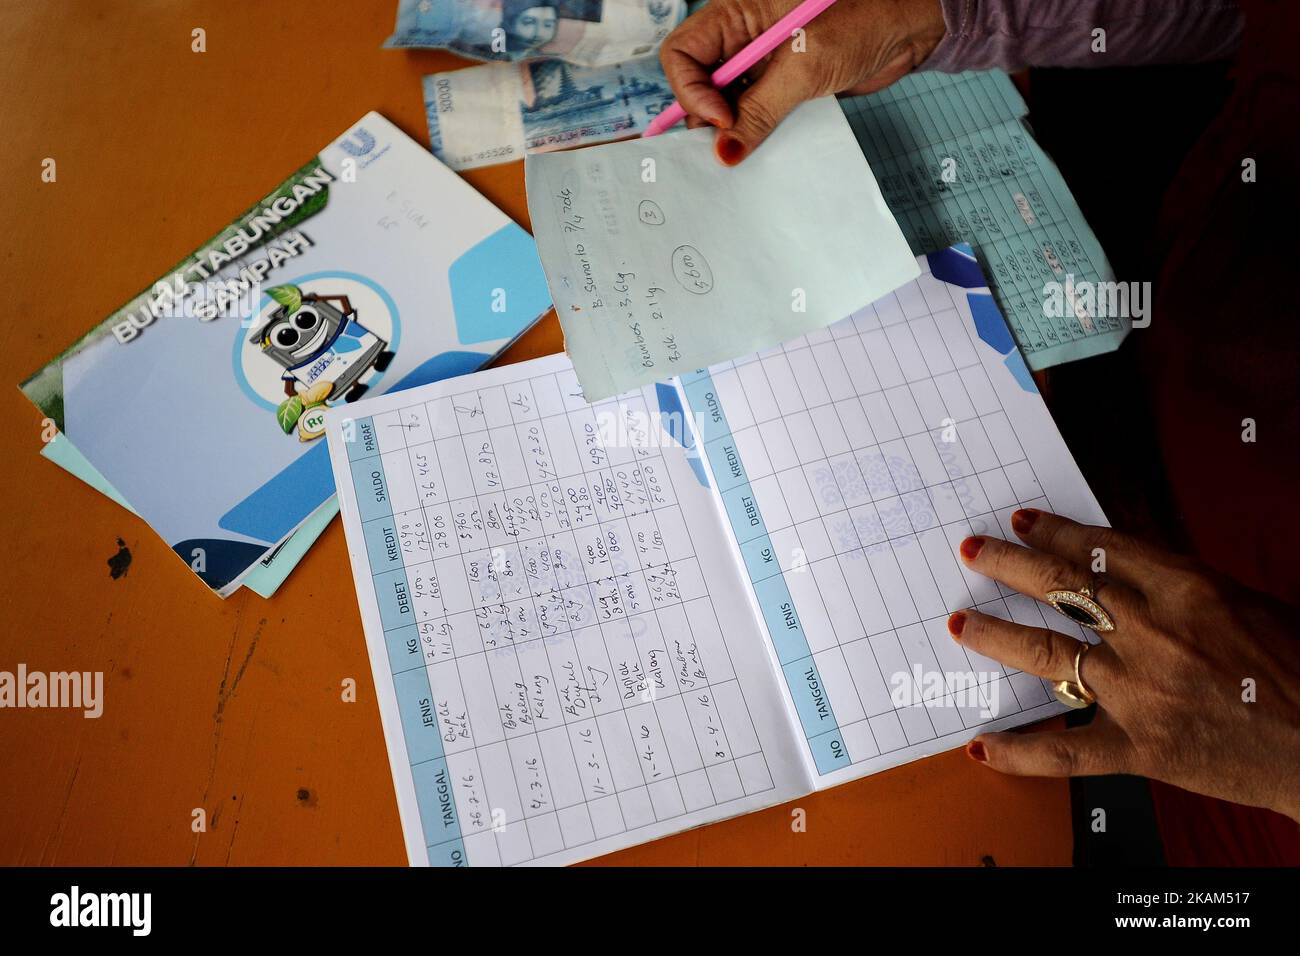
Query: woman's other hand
953 510 1300 822
659 0 947 164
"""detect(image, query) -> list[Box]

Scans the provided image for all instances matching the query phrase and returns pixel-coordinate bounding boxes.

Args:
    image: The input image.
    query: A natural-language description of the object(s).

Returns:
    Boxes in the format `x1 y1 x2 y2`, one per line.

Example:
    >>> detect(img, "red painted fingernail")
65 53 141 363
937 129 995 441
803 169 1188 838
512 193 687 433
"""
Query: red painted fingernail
967 740 987 762
960 536 984 560
1011 509 1039 535
716 134 746 165
947 611 966 637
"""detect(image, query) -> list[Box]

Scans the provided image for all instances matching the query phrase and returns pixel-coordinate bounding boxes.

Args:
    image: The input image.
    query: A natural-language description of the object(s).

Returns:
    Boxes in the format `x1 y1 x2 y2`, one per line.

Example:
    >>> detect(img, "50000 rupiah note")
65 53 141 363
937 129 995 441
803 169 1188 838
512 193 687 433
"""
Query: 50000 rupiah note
388 0 685 66
425 57 674 169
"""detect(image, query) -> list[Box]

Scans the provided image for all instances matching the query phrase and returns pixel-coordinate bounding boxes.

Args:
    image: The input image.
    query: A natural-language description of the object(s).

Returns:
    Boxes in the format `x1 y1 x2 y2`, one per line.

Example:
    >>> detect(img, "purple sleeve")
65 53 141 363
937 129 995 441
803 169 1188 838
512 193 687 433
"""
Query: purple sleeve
921 0 1244 72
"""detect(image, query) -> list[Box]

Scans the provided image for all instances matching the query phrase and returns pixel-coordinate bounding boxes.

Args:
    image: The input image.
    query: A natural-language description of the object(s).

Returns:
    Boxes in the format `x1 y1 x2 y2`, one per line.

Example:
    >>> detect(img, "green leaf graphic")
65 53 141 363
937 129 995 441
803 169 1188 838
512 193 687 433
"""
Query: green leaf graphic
267 284 302 315
277 395 304 433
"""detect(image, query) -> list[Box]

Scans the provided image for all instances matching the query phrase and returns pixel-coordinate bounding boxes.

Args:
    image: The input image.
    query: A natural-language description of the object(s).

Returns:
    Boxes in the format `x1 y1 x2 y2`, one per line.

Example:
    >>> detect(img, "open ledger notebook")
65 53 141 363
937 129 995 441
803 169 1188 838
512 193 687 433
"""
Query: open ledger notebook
325 246 1106 866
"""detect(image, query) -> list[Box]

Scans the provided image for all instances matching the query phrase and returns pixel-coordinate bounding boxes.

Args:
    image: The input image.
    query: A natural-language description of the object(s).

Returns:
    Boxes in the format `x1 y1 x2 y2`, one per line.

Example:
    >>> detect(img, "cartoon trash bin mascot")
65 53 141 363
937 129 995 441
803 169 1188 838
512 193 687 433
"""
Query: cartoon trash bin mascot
251 284 394 441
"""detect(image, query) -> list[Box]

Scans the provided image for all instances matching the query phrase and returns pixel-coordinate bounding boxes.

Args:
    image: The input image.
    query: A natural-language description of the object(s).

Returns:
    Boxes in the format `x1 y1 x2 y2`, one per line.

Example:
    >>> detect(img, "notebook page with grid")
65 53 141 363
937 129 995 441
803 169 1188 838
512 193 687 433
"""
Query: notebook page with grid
678 245 1107 789
325 351 811 867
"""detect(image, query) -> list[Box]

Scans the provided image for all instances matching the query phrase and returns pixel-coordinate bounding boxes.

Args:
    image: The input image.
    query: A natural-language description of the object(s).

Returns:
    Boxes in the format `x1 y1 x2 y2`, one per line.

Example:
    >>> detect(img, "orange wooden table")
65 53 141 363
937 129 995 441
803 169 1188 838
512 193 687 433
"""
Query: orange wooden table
0 0 1071 866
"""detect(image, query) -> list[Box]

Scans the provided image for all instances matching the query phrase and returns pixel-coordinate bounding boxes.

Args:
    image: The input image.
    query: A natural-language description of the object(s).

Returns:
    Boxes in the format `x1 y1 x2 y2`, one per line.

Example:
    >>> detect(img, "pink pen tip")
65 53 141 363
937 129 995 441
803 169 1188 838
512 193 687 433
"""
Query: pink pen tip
644 103 686 138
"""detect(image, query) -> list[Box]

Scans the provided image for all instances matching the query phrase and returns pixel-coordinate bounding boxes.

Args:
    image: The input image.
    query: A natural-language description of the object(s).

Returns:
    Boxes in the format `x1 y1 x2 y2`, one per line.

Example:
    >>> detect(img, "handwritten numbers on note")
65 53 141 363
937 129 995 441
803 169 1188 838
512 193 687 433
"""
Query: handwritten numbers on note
671 245 714 296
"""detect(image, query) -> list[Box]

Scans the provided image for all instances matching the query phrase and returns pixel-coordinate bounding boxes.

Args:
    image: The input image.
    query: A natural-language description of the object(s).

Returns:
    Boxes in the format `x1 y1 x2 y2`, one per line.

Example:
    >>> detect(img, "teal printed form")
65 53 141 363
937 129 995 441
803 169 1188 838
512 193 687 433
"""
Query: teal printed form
327 248 1111 864
841 72 1124 371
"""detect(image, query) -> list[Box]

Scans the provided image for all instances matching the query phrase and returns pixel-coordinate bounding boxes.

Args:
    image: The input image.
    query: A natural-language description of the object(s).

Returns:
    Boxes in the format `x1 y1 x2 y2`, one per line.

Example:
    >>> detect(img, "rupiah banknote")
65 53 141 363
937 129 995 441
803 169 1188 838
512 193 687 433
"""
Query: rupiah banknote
387 0 685 66
425 56 674 169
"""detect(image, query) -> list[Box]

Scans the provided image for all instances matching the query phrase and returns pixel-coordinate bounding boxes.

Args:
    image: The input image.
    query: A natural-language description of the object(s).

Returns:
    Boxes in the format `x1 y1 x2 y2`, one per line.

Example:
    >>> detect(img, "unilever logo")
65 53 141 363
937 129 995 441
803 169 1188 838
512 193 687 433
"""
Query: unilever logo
338 126 377 157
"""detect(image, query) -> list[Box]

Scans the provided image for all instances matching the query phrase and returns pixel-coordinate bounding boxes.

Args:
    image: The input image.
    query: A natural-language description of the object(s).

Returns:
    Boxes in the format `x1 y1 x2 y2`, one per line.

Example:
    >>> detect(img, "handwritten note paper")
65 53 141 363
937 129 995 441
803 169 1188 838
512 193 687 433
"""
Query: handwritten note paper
525 97 919 401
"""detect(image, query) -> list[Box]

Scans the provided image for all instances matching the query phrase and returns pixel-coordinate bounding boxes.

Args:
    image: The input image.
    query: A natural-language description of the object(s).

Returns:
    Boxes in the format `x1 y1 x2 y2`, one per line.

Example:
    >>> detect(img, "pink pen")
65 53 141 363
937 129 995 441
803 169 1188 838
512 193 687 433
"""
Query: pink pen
643 0 840 137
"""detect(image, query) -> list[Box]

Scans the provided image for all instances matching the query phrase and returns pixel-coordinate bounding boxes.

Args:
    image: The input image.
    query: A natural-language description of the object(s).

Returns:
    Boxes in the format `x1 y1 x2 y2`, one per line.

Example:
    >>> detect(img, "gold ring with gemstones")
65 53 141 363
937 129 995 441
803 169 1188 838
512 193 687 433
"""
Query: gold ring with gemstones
1045 576 1115 632
1052 641 1098 709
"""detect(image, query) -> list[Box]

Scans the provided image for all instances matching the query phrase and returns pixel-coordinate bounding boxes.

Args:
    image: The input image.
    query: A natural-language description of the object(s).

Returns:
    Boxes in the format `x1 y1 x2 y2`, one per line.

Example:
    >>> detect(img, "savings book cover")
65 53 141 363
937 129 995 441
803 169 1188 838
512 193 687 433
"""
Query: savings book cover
22 112 552 596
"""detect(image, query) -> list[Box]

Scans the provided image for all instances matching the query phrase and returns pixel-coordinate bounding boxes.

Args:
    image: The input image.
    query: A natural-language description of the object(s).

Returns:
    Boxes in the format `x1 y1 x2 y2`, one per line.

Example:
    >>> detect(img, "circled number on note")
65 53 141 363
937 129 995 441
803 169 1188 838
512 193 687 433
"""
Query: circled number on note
671 245 713 295
638 200 665 225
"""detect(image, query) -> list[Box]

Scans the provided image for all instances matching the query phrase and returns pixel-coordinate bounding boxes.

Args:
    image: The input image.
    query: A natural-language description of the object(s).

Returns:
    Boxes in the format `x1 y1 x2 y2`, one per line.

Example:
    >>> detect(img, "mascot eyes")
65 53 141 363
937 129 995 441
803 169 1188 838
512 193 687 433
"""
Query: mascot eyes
269 308 322 351
292 308 320 332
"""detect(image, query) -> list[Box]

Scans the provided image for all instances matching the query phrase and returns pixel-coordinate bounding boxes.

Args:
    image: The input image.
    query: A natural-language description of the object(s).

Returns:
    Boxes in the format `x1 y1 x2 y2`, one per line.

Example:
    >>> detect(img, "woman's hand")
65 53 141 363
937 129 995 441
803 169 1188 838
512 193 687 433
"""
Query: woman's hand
659 0 946 164
952 510 1300 822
